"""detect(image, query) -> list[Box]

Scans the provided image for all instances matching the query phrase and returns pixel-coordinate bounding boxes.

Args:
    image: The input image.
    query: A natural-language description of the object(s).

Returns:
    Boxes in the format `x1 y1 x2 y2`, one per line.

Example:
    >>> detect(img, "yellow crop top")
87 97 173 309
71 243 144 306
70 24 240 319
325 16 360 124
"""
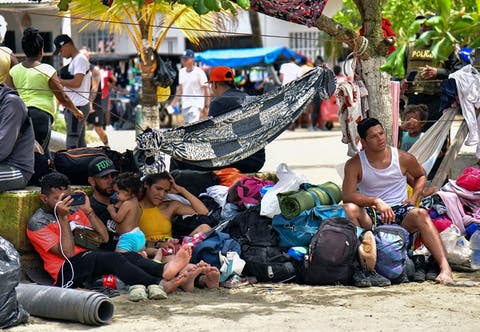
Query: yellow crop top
138 206 172 241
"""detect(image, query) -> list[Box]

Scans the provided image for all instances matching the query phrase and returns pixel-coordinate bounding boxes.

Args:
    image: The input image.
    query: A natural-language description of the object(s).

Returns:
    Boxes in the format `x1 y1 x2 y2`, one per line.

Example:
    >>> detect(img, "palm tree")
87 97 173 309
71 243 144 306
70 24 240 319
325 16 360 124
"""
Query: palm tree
61 0 238 129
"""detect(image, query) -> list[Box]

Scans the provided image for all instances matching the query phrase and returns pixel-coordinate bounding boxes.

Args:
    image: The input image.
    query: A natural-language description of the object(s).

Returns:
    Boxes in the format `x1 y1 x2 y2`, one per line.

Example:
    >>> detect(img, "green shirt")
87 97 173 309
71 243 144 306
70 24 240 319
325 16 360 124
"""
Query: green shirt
9 63 57 117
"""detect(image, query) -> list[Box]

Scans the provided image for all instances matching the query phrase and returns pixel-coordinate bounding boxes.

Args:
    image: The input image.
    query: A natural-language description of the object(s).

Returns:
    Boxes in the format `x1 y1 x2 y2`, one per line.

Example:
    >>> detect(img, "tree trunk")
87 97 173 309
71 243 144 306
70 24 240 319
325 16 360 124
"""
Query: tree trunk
361 57 394 144
139 47 160 130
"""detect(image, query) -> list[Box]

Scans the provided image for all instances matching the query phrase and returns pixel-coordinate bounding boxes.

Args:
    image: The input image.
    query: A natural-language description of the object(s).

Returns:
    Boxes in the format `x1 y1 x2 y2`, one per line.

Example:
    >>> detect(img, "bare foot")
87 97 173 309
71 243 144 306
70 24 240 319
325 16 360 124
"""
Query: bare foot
180 265 203 292
163 245 192 280
435 269 454 285
160 274 185 294
199 266 220 289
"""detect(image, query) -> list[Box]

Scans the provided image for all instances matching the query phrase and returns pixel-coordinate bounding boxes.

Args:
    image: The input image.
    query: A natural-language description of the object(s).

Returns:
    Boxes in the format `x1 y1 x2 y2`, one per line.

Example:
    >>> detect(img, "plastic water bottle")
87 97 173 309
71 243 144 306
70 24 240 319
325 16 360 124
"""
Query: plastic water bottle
287 246 308 261
470 230 480 269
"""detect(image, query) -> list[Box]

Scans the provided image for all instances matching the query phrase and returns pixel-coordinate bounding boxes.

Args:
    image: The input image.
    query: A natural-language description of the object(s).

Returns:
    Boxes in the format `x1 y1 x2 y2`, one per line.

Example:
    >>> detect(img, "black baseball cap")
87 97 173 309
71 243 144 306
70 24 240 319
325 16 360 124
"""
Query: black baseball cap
88 156 118 178
53 34 73 55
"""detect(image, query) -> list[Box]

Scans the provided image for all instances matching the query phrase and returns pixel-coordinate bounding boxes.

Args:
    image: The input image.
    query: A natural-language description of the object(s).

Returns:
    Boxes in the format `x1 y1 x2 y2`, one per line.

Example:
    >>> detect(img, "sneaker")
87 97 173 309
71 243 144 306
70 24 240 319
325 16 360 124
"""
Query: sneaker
128 284 148 302
353 267 371 288
366 270 391 287
147 284 168 300
425 256 440 281
412 255 426 282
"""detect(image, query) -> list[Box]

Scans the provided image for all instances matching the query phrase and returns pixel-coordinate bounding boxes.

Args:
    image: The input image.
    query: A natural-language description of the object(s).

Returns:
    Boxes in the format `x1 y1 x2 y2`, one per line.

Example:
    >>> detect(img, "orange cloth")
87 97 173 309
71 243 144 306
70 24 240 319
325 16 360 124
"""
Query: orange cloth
213 167 244 186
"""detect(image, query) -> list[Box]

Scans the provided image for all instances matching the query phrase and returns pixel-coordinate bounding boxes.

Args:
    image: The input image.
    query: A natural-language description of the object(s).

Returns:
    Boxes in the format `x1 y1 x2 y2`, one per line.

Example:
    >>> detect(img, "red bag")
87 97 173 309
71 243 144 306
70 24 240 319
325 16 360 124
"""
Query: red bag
456 167 480 191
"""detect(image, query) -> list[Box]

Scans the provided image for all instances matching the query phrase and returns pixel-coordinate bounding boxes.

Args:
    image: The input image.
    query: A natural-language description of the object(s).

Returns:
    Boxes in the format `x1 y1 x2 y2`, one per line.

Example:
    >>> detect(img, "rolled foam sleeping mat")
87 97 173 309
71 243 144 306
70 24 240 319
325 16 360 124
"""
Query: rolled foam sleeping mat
277 181 342 219
15 283 114 325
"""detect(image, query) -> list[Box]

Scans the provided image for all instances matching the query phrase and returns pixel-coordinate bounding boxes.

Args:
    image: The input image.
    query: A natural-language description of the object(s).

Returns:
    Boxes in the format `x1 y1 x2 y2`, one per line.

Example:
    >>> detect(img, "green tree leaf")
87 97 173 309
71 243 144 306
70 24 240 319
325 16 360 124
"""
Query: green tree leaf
431 37 453 60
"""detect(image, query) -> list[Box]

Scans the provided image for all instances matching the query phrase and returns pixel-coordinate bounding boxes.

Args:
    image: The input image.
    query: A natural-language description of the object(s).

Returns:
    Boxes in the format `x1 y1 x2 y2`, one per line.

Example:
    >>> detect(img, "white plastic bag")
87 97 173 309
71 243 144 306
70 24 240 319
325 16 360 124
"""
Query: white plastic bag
440 225 472 266
260 163 308 218
219 251 246 282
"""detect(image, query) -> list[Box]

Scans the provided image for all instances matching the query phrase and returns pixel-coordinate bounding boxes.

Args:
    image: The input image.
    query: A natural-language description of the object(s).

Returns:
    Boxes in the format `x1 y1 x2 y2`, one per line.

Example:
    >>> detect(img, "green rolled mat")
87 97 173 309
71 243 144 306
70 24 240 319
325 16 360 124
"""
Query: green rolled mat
277 181 342 219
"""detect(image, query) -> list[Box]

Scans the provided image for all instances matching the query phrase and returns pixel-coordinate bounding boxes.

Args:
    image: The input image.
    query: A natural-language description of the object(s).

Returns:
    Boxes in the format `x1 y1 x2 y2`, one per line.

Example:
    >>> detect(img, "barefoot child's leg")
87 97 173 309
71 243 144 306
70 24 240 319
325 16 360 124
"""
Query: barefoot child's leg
179 264 203 292
160 273 185 294
162 244 192 280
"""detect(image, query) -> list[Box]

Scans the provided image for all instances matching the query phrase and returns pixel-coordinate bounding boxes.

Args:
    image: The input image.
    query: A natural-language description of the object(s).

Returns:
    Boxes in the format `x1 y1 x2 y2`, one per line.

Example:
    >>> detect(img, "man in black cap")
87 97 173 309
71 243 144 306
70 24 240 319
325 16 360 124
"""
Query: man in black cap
54 34 91 149
87 156 119 251
169 49 210 124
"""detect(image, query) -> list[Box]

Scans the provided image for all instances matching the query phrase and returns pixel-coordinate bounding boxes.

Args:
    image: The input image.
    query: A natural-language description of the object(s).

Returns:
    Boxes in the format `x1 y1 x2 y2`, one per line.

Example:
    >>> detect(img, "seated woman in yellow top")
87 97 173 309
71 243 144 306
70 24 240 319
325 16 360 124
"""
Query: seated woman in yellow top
138 171 212 256
139 172 220 290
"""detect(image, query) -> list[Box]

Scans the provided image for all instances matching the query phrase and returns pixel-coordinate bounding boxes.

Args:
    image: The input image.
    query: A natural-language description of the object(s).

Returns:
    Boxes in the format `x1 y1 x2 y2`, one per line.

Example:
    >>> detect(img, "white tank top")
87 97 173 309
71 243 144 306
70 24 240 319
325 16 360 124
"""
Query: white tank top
357 147 407 206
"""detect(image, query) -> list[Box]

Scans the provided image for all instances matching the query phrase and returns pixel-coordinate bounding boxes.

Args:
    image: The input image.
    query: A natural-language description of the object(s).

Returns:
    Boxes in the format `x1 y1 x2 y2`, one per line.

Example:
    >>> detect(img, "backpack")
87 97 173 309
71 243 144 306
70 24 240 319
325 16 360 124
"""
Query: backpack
223 206 279 247
373 224 410 283
53 147 137 185
303 217 358 285
223 207 297 282
153 53 177 88
191 230 241 269
241 245 298 283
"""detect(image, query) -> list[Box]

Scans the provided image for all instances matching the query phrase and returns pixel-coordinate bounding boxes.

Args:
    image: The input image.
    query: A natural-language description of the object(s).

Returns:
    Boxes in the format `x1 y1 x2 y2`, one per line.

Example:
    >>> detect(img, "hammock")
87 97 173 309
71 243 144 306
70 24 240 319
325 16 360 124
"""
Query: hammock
135 67 336 174
250 0 329 27
408 108 457 175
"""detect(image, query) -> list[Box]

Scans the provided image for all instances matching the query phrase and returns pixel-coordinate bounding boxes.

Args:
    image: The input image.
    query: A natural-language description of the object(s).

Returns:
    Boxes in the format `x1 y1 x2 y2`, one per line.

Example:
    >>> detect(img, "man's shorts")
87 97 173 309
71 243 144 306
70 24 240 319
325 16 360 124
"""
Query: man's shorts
87 108 106 127
364 204 417 225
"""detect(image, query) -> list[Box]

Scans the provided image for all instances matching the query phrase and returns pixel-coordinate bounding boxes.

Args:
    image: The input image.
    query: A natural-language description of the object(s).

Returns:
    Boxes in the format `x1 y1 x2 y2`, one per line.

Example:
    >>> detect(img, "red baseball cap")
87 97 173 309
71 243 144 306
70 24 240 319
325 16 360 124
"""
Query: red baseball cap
209 66 234 82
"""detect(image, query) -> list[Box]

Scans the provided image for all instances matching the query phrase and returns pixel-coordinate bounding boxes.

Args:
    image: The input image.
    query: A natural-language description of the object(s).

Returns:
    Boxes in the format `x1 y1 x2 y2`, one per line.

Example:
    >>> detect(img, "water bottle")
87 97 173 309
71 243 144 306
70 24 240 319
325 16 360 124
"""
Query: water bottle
93 274 128 290
287 246 308 261
470 230 480 269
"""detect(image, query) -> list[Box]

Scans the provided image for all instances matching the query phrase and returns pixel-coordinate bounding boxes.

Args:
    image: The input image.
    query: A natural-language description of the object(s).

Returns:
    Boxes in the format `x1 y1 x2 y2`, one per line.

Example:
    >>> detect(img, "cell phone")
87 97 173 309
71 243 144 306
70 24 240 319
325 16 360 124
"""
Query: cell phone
67 193 86 206
406 70 418 83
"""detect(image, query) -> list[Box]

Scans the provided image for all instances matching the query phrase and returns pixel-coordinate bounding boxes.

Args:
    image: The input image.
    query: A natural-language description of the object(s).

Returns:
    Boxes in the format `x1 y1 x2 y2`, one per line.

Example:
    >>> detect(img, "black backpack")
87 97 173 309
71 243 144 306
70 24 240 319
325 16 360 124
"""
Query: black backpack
223 206 279 247
241 245 298 283
223 207 298 282
153 53 177 88
303 217 359 285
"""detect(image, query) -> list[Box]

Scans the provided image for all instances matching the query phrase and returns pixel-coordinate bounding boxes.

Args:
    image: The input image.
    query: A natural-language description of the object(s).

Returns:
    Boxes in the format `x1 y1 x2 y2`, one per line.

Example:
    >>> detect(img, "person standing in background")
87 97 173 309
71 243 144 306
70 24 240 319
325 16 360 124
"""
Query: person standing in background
0 15 17 83
279 56 301 85
54 34 91 149
100 65 117 128
80 48 109 146
7 28 83 161
169 49 210 124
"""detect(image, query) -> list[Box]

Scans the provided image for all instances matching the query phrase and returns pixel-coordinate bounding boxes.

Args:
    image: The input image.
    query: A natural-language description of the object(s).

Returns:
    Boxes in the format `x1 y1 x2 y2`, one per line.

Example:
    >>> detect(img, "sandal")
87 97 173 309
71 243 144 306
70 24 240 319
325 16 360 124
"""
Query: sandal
147 284 168 300
128 284 148 302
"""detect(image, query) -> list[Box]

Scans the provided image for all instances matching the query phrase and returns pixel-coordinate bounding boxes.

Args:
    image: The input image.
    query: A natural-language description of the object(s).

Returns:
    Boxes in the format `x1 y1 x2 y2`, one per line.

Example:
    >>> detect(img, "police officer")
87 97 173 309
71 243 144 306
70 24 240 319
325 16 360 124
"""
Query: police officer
403 14 464 131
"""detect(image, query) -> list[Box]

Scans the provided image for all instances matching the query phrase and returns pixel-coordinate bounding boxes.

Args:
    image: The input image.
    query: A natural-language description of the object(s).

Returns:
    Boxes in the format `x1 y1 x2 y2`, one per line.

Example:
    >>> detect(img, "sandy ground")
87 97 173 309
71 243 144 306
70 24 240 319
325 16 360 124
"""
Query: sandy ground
10 270 480 332
10 126 480 331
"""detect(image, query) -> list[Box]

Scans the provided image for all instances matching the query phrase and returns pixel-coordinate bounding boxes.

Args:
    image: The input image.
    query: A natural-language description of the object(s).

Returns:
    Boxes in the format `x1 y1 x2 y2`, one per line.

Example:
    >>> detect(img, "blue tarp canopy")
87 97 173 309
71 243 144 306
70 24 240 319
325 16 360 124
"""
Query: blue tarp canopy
195 46 300 67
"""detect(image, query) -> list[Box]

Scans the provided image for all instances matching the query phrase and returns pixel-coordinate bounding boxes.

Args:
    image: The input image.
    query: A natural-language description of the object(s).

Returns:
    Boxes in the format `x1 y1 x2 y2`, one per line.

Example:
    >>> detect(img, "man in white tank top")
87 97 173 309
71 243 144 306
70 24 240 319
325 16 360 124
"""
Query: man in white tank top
342 118 453 285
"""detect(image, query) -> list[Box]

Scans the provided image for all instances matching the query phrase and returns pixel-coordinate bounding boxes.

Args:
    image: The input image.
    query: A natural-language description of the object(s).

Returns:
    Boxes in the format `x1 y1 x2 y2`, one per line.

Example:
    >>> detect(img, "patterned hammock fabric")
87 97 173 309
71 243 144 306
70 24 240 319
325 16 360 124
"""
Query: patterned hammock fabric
135 67 336 174
250 0 329 27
